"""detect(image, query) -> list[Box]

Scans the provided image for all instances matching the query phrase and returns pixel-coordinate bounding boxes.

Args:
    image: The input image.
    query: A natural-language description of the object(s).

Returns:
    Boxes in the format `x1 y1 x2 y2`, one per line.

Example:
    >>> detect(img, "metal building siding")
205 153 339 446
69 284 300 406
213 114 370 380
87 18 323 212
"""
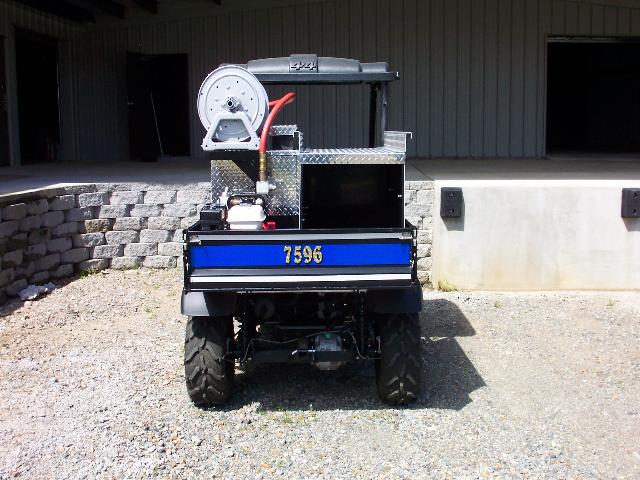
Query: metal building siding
68 0 640 161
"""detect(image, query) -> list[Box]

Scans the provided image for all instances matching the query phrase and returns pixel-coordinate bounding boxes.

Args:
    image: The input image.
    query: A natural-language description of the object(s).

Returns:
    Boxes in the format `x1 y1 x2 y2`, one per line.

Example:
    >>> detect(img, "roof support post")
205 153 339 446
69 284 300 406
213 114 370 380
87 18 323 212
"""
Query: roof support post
368 83 379 148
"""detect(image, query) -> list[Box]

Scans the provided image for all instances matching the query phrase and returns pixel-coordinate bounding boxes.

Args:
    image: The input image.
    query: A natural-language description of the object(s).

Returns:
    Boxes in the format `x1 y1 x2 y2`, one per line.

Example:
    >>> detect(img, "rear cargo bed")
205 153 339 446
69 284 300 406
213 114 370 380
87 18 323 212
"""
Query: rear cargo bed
183 223 418 292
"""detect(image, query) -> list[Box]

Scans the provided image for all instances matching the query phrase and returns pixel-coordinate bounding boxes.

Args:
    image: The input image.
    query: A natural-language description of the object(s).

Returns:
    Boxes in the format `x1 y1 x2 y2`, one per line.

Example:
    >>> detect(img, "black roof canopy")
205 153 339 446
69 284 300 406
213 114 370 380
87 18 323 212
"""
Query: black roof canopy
225 55 398 147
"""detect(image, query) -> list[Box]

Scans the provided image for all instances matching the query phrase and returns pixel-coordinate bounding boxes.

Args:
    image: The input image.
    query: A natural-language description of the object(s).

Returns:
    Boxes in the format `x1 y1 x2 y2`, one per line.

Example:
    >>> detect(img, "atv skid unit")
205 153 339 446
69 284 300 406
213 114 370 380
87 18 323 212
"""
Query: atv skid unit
182 55 422 406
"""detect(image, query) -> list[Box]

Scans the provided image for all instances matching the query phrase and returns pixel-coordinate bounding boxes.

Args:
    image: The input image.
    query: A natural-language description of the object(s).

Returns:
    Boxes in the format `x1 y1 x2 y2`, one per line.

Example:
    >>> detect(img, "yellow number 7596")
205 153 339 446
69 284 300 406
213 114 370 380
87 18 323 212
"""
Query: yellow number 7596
283 245 323 265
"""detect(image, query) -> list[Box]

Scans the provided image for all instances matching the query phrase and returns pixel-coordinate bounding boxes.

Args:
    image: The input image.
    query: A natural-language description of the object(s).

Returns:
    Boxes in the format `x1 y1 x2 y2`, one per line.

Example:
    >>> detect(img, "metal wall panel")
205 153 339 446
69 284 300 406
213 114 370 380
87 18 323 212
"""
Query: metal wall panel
58 0 640 161
429 0 445 157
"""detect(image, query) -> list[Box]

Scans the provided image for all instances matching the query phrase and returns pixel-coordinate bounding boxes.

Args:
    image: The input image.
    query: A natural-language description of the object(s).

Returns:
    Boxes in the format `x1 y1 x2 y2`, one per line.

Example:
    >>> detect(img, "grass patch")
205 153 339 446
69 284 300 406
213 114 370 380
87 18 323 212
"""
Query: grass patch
437 279 458 292
79 268 99 278
121 265 141 271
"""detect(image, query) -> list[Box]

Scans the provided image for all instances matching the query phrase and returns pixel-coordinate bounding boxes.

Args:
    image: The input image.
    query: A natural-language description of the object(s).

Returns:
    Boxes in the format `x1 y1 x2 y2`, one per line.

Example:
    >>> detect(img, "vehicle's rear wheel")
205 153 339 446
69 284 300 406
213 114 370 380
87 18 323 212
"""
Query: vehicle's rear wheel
375 313 422 405
184 316 235 406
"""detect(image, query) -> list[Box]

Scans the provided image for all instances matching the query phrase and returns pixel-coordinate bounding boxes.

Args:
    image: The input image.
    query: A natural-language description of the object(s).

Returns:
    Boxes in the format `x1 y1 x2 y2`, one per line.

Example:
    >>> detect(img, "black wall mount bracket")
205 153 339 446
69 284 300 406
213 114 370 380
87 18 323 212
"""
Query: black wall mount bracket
441 187 463 218
621 188 640 218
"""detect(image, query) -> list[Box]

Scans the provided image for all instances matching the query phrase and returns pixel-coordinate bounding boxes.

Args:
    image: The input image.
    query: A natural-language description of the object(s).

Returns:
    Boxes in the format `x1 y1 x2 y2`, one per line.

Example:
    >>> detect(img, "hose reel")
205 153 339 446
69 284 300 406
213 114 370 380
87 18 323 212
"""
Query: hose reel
197 65 269 150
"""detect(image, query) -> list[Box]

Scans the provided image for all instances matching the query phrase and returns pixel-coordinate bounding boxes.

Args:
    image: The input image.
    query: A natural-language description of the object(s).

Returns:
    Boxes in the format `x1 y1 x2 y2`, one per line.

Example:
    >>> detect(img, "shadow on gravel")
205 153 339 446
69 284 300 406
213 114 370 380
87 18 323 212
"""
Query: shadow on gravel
421 298 485 410
0 299 22 317
219 298 485 412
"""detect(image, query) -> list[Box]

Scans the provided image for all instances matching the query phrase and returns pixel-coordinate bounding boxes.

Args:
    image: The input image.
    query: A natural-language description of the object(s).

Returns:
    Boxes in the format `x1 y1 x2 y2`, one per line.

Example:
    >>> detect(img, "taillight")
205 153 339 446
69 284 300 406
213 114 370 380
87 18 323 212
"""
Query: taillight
262 220 276 230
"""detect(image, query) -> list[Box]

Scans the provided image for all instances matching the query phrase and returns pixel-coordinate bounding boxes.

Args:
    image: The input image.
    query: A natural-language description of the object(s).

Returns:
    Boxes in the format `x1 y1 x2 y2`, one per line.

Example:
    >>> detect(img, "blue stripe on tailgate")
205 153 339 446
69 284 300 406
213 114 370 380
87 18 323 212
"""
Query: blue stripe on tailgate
190 243 410 268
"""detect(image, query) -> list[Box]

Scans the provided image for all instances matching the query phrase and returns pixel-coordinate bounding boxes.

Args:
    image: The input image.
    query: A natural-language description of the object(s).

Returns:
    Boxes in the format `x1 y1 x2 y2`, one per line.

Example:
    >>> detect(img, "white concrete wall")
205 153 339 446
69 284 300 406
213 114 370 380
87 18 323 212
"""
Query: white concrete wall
432 180 640 290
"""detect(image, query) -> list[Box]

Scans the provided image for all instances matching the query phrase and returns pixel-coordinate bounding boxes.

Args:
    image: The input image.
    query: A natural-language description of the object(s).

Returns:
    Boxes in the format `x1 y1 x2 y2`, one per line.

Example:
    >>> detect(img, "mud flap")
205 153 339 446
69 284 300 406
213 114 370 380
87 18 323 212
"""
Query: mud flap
366 285 422 314
181 290 237 317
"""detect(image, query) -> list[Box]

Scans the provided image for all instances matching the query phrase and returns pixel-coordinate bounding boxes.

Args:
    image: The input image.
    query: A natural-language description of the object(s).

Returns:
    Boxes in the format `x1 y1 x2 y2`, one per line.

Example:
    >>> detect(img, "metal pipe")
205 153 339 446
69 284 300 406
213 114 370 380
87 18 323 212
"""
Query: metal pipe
259 152 268 182
150 92 165 156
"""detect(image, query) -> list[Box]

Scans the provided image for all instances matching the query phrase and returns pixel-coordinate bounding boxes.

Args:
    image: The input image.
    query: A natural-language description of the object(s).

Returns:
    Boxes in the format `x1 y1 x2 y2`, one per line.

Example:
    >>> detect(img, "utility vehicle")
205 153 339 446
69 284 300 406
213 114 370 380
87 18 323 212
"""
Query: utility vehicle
182 55 422 406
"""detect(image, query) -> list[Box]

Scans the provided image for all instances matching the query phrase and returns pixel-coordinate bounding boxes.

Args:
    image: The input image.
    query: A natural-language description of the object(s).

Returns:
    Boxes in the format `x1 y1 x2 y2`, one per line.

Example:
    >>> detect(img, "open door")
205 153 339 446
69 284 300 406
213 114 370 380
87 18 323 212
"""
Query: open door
1 36 11 166
127 53 190 161
547 38 640 154
15 29 60 164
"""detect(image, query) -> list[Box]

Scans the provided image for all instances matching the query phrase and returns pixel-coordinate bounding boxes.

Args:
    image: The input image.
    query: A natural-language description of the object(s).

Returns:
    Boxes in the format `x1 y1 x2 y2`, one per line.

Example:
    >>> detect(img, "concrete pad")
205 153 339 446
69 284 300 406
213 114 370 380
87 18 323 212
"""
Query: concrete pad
407 155 640 181
0 159 210 196
2 156 640 196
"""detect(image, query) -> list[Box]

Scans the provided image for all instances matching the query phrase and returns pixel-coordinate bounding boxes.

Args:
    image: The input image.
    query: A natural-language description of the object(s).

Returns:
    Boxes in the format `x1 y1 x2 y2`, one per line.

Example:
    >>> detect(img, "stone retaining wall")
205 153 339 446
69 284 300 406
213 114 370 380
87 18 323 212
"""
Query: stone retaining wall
405 181 434 286
0 181 434 304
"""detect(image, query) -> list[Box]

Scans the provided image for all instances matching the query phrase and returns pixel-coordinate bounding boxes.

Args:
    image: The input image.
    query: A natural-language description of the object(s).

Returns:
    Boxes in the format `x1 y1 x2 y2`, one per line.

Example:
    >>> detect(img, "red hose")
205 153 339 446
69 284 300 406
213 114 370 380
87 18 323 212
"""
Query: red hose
268 97 295 109
260 92 296 154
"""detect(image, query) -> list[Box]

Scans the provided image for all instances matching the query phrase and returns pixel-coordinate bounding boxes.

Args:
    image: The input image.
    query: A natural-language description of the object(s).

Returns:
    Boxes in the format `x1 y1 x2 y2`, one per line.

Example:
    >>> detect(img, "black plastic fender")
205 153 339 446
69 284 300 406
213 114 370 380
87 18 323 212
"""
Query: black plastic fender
366 285 423 314
181 291 237 317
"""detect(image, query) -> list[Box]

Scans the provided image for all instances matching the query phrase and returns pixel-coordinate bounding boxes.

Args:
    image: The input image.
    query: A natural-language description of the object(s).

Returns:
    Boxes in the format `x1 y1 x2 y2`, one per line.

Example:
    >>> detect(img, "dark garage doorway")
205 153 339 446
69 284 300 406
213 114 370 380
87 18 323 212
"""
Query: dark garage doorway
0 36 9 166
15 29 60 164
127 53 190 161
546 38 640 155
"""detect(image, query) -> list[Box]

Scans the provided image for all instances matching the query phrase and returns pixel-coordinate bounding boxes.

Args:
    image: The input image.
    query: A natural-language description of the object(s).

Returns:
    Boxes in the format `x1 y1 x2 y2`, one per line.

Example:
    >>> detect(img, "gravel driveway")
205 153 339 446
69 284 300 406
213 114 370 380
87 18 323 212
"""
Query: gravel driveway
1 269 639 479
